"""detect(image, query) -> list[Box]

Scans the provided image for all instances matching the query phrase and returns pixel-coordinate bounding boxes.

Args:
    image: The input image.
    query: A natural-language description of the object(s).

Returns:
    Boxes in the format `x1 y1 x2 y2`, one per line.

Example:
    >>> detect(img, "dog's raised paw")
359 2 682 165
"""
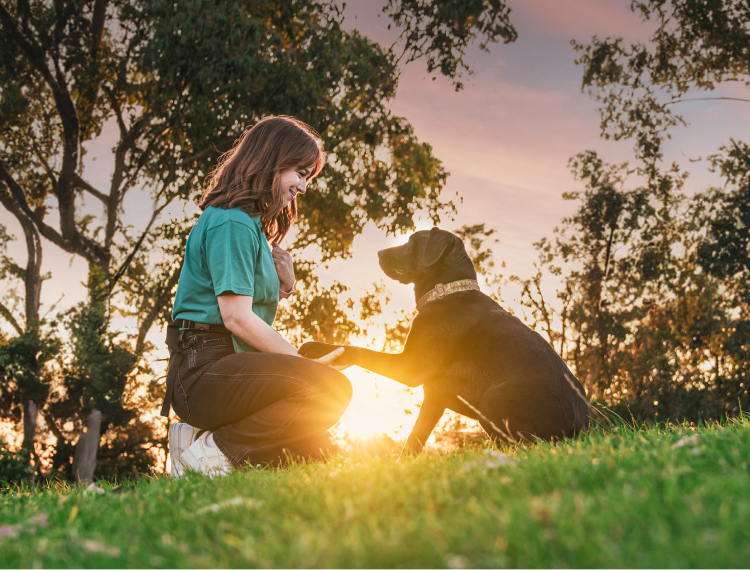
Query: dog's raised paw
299 341 343 359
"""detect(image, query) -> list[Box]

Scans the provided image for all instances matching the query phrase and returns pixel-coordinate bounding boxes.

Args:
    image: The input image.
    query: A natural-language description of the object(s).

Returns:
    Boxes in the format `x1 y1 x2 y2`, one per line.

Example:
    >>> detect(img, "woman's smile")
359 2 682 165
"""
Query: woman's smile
280 167 312 205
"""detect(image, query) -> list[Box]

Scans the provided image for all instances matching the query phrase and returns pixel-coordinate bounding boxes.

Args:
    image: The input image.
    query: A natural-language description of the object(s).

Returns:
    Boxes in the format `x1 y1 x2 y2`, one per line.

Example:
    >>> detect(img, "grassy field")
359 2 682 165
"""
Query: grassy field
1 416 749 568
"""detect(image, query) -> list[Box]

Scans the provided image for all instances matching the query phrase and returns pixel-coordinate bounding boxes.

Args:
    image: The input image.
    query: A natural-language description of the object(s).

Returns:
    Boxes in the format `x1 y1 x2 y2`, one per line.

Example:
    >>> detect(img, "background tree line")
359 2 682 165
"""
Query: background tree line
0 0 516 482
0 0 747 484
508 0 749 424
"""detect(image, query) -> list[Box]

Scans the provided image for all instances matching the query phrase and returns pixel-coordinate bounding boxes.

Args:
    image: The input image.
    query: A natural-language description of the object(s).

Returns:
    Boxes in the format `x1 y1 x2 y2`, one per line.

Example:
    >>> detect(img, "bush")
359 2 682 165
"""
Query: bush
0 440 32 488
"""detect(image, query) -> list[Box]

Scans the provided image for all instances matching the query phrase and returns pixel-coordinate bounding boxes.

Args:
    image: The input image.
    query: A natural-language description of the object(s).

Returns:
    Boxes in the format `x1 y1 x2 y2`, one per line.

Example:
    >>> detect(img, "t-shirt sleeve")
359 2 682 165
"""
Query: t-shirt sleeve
205 221 260 297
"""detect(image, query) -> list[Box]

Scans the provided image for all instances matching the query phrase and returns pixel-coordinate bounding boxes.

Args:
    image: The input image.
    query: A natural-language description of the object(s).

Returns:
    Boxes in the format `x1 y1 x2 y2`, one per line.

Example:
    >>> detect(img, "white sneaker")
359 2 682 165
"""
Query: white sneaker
180 431 233 478
168 423 202 479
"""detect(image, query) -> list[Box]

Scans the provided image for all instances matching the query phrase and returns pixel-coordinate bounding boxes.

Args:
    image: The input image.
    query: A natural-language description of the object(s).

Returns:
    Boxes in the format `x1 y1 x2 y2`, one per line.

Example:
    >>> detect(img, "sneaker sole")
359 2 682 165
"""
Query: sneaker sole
168 424 200 479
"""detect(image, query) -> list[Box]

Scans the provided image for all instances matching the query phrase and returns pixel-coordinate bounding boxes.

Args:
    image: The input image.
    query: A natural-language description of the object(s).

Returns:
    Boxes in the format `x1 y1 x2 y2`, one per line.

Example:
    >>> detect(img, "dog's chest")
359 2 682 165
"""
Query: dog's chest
408 299 508 391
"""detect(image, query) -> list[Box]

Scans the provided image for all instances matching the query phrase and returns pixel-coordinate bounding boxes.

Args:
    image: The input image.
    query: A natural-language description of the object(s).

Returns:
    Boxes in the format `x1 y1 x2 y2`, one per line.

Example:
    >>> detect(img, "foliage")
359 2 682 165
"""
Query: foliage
506 0 750 422
0 439 31 488
697 140 750 286
0 0 517 478
1 419 749 566
0 330 58 426
43 275 147 479
385 0 517 89
573 0 750 164
514 151 749 423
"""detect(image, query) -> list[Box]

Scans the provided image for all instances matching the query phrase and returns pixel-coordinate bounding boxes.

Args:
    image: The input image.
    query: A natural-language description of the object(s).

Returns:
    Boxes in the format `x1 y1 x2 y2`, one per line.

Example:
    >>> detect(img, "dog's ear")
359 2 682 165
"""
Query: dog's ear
422 227 454 267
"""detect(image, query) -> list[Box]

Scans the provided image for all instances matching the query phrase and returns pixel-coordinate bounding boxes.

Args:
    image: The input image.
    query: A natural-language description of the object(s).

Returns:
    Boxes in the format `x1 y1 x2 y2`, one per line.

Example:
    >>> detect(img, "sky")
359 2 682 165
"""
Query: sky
2 0 749 441
322 0 750 314
324 0 750 439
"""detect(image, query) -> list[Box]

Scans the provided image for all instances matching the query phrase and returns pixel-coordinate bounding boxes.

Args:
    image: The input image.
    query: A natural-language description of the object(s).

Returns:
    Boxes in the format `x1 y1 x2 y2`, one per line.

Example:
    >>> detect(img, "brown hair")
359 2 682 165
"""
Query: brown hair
199 115 325 243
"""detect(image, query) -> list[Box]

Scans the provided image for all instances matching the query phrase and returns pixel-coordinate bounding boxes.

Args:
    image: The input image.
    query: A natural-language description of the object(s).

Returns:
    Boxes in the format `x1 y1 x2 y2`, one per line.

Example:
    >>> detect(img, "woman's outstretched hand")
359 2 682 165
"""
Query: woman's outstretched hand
271 241 295 293
308 341 351 371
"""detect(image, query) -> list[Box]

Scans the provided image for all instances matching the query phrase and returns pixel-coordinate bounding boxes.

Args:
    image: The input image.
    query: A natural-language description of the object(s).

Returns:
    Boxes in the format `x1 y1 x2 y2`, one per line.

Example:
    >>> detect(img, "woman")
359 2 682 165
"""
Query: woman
163 116 352 478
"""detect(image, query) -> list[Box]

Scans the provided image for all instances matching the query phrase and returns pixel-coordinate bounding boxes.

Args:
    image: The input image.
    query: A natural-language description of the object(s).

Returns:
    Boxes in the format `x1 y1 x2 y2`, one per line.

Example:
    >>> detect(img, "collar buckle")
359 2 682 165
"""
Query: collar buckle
435 283 446 299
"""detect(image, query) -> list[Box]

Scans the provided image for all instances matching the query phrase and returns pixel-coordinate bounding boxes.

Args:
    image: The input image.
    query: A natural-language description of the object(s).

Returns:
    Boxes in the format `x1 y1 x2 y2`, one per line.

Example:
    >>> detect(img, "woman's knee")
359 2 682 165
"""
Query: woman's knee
325 370 353 409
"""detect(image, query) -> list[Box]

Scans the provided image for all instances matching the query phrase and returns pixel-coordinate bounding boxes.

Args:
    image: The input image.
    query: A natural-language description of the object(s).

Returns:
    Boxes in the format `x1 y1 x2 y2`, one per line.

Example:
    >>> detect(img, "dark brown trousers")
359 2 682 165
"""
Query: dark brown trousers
168 329 352 466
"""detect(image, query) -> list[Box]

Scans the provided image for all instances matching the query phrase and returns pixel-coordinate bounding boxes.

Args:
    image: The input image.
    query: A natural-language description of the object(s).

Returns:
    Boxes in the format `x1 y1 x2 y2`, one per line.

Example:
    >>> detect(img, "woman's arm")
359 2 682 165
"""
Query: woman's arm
218 292 347 367
217 292 299 355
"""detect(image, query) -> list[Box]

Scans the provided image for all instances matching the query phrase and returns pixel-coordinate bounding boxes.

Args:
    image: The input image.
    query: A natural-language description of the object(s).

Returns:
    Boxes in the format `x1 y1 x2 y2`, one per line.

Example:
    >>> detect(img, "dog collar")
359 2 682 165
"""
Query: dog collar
416 279 481 311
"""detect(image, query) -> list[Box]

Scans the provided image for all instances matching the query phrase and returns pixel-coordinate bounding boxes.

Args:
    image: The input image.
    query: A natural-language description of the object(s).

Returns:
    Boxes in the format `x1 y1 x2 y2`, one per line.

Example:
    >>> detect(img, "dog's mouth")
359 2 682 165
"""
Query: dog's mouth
381 266 411 283
378 250 412 283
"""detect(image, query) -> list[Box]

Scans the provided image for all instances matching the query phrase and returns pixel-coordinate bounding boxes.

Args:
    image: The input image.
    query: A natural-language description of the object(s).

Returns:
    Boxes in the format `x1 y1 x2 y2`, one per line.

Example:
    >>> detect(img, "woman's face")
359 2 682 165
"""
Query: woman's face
278 167 312 206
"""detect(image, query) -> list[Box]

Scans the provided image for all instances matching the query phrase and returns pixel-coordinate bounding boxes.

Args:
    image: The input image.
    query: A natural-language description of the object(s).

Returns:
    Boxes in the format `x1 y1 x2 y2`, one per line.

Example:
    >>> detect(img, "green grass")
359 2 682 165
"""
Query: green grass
1 417 749 568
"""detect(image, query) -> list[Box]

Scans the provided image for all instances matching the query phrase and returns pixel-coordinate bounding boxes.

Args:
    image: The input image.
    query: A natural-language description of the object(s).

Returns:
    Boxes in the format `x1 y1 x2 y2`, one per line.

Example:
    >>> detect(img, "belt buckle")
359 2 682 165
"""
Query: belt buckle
435 283 446 299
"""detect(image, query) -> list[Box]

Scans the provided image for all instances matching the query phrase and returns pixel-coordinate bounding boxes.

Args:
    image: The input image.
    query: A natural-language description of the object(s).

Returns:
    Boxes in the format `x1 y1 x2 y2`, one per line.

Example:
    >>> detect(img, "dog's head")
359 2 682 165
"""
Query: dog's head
377 228 476 291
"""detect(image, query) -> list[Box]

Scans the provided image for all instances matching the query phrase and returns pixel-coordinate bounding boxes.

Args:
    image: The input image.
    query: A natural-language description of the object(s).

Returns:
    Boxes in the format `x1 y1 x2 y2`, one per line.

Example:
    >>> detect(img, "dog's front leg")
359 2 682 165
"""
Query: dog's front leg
402 391 445 456
345 348 425 387
299 342 423 387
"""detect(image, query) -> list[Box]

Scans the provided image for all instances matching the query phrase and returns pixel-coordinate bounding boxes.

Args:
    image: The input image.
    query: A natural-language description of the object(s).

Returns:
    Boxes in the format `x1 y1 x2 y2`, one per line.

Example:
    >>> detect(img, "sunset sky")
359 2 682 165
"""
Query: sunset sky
328 0 750 438
323 0 749 314
1 1 748 439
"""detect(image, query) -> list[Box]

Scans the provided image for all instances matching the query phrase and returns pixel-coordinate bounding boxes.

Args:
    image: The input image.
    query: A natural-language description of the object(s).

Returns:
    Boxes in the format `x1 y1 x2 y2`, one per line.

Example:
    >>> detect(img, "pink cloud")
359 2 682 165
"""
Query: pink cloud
513 0 652 43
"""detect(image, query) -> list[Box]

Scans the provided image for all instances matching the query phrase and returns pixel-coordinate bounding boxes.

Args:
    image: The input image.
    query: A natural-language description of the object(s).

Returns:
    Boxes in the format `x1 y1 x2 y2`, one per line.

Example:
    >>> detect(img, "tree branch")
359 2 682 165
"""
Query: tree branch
0 301 23 335
108 171 197 293
665 96 750 106
135 259 183 357
29 139 59 190
0 179 43 326
72 173 108 204
102 84 128 140
600 225 616 310
0 4 105 267
0 158 105 265
90 0 110 61
43 410 68 443
178 142 225 169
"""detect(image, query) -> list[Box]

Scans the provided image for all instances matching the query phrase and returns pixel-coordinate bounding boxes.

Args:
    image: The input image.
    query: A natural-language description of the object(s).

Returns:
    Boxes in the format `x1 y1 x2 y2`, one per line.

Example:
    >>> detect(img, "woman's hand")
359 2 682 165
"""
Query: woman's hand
309 341 351 371
271 241 295 293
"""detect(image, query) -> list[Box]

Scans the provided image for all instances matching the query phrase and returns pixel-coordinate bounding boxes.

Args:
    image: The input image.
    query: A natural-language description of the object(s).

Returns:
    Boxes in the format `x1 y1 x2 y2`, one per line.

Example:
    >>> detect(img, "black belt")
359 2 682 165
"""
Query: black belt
160 319 231 417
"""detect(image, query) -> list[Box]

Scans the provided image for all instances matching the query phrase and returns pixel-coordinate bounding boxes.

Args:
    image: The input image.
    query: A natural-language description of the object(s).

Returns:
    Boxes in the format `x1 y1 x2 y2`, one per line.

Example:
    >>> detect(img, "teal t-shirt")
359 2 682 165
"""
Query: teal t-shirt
172 206 280 353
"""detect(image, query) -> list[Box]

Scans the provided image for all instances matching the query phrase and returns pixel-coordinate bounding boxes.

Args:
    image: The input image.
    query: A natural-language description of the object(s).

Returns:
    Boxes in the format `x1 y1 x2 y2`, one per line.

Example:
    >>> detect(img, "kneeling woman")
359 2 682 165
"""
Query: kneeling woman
163 116 351 477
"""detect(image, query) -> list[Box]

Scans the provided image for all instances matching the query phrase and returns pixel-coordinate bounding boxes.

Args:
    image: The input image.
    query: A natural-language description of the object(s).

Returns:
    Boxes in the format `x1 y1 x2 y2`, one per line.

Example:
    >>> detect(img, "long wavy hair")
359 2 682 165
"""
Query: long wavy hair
199 116 325 243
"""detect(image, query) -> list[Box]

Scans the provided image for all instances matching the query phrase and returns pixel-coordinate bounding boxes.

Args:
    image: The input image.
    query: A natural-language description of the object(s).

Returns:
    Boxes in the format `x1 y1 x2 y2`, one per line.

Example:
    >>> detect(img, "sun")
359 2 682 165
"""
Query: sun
333 367 423 441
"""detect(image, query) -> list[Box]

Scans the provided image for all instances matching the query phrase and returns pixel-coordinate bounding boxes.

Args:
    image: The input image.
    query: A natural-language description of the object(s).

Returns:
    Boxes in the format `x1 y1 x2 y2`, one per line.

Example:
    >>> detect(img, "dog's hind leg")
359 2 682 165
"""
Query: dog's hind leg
477 382 579 443
475 384 543 444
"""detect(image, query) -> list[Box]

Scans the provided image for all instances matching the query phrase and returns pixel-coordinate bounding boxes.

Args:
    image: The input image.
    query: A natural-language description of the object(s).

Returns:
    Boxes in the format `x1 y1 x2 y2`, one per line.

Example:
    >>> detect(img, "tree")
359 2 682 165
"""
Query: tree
0 0 517 479
513 150 748 422
497 1 750 423
573 0 750 165
0 220 58 480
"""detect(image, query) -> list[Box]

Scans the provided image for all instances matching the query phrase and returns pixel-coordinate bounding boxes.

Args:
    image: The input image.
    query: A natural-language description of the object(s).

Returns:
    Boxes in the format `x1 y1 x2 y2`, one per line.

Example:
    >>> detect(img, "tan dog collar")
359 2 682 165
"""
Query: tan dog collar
416 279 481 311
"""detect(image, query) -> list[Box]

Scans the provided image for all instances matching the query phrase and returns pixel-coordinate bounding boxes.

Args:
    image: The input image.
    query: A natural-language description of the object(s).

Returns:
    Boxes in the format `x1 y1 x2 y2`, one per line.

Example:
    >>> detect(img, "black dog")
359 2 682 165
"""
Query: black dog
299 228 590 453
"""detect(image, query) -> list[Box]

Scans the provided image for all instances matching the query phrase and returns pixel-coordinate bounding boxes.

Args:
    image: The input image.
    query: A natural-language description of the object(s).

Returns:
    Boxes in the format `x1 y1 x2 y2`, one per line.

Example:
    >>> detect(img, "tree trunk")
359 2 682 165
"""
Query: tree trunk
22 399 38 449
22 399 39 482
72 409 102 484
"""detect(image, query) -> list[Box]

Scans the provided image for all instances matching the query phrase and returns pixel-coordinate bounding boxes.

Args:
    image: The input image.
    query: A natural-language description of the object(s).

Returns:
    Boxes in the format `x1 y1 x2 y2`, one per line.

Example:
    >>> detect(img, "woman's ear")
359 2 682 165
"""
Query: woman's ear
422 227 454 267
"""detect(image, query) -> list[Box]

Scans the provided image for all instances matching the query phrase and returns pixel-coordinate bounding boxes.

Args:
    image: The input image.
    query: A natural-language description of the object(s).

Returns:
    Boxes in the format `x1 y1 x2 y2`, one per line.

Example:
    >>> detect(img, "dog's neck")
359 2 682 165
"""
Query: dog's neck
416 279 481 311
413 258 477 302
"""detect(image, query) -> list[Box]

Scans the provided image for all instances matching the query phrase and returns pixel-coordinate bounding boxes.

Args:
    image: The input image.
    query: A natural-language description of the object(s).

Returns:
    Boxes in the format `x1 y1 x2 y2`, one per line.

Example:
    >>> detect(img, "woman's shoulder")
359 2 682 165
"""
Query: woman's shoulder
202 206 261 232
